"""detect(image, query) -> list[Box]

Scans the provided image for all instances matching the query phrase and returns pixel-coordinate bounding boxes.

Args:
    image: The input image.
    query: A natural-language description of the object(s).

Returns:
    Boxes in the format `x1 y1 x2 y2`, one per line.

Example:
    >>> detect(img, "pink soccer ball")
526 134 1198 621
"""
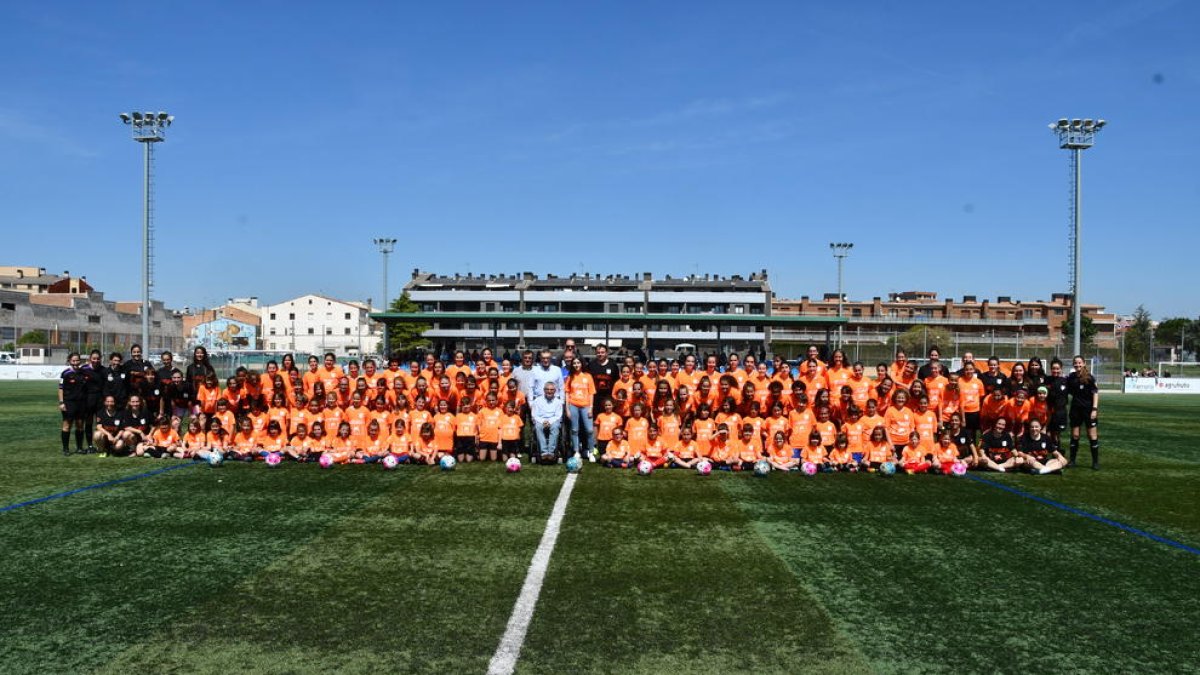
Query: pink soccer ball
636 459 654 476
695 459 713 476
950 461 968 477
318 453 334 469
801 461 818 476
381 454 399 470
265 452 282 467
506 456 522 473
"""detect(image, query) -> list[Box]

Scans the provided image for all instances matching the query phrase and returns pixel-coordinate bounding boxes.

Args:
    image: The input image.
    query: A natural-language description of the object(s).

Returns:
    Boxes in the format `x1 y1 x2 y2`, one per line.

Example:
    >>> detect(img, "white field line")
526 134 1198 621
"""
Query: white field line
487 472 579 675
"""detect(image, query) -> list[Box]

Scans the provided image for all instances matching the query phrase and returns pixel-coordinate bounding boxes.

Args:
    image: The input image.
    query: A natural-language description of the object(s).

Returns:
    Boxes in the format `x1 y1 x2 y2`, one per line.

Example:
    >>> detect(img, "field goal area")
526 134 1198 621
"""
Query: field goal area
1156 361 1200 377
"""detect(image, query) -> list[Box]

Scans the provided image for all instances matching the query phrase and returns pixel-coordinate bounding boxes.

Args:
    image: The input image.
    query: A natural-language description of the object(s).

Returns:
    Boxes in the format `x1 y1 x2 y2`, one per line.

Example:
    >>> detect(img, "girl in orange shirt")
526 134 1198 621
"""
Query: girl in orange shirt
884 390 915 452
409 422 438 465
828 433 854 471
453 399 479 463
669 425 701 469
386 418 411 463
900 431 932 474
326 421 357 464
624 403 651 456
204 416 228 458
432 399 456 456
600 426 632 468
228 417 258 462
715 398 742 443
565 358 596 458
500 401 524 461
140 417 180 459
285 422 310 462
639 425 668 469
767 430 798 472
801 430 828 471
656 399 682 448
181 418 207 459
594 398 623 458
259 421 288 458
476 393 504 463
940 383 962 425
862 425 895 471
813 406 838 449
691 404 717 458
355 419 388 464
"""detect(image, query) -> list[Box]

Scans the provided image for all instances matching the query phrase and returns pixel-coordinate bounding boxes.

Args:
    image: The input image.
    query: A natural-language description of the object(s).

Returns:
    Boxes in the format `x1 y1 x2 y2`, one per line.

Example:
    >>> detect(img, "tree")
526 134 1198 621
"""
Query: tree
896 325 952 357
1154 317 1200 357
1059 314 1098 352
17 330 46 345
1122 305 1153 365
386 292 430 354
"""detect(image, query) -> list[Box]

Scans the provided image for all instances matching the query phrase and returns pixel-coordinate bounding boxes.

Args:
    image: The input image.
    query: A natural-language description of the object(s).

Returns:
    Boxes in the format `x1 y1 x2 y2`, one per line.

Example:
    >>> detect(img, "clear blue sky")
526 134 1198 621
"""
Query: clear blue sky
2 2 1197 318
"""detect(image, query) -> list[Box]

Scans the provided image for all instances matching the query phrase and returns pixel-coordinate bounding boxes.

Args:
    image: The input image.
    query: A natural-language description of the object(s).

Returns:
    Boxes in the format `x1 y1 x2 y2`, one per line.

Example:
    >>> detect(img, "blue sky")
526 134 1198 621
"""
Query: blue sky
1 1 1197 318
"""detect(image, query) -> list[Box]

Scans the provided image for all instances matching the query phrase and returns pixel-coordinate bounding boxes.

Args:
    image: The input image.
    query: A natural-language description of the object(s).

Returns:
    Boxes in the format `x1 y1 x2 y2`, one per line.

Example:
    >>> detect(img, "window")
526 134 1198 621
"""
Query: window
344 328 352 335
88 315 100 324
326 312 332 320
325 328 332 335
288 313 295 320
307 328 314 335
270 313 276 320
344 312 351 320
307 313 314 320
269 328 276 336
308 299 312 305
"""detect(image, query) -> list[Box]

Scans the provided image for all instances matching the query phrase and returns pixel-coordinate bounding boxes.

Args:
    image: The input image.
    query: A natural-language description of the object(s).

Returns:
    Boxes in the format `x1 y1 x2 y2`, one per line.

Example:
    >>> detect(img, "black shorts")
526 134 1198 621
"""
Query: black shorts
1051 413 1069 433
963 412 981 432
61 401 86 421
454 437 477 456
1069 408 1098 429
501 439 521 454
986 452 1012 464
477 441 498 452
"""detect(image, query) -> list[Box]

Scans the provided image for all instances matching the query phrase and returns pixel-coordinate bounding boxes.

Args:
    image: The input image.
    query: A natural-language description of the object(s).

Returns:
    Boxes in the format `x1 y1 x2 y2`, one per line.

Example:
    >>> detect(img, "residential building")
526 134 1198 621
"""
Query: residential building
0 288 185 354
262 294 379 356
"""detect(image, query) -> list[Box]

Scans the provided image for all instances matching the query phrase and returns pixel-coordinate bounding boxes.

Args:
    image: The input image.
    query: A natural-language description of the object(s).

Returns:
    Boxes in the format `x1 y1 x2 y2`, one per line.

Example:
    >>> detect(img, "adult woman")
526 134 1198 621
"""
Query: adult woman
563 357 595 458
186 346 216 391
1067 356 1100 469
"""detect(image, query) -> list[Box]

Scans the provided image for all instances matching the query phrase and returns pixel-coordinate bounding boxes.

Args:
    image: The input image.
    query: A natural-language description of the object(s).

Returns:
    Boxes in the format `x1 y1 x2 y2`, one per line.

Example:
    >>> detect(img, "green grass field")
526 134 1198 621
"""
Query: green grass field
2 381 1198 673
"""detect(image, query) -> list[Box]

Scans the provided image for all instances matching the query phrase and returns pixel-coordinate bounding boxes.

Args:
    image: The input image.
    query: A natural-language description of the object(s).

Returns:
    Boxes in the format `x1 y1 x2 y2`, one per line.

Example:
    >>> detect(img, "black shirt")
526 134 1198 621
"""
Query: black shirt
186 362 216 390
102 367 130 404
1066 372 1098 410
123 408 152 434
1006 377 1034 398
59 367 88 402
951 430 975 455
917 361 944 380
587 358 621 397
1043 375 1069 416
980 371 1009 395
83 364 106 401
1020 434 1054 457
980 430 1015 457
97 407 124 431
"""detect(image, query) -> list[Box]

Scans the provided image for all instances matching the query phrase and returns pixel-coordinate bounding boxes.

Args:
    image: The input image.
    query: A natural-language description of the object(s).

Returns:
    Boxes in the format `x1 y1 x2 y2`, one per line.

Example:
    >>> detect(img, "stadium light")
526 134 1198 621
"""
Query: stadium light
374 237 398 358
830 242 853 349
1049 115 1106 357
118 109 173 350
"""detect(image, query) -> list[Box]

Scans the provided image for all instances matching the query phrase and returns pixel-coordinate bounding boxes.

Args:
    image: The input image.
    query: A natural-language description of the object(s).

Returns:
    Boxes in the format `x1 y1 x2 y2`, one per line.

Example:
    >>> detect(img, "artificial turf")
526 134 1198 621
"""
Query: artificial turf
1 381 1198 673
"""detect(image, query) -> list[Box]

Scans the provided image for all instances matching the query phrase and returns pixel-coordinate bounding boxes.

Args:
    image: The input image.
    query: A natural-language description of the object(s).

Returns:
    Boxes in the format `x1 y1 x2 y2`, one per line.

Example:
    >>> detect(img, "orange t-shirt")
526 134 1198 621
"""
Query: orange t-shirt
605 439 631 459
692 419 717 456
432 412 456 451
814 420 838 448
477 407 503 444
673 440 700 460
788 409 815 448
499 413 523 441
884 407 915 446
865 440 893 463
915 410 939 445
958 377 985 413
657 414 682 447
625 417 650 454
152 428 180 446
566 373 596 408
454 412 479 438
801 443 826 464
595 412 623 442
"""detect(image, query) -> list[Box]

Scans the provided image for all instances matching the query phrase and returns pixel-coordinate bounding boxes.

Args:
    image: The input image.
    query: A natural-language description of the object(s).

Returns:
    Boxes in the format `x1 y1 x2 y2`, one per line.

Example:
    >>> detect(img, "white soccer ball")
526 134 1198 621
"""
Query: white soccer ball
506 456 522 473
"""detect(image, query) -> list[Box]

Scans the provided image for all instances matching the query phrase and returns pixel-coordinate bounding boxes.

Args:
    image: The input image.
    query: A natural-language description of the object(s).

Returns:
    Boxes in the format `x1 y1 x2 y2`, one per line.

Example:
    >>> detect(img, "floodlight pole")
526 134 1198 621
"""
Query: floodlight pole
374 237 397 357
1050 118 1105 357
830 242 853 349
120 111 173 351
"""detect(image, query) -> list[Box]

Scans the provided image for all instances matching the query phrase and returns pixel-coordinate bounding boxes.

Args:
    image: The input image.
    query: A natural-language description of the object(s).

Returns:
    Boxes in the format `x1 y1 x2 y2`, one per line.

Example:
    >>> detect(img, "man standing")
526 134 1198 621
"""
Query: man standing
531 381 564 463
587 343 620 411
530 350 564 404
511 350 538 401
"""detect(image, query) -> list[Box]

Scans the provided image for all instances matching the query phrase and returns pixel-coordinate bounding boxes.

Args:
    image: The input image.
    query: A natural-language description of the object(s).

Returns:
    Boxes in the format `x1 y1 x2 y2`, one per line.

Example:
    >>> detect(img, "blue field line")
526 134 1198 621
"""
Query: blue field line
0 462 198 514
966 474 1200 557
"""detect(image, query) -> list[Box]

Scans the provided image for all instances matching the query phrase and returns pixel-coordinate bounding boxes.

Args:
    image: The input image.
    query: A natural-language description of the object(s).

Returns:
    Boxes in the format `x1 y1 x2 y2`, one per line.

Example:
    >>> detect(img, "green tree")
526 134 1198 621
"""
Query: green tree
1059 314 1098 351
1154 317 1200 357
386 292 431 354
1 342 13 351
17 329 47 345
896 325 952 357
1122 305 1153 365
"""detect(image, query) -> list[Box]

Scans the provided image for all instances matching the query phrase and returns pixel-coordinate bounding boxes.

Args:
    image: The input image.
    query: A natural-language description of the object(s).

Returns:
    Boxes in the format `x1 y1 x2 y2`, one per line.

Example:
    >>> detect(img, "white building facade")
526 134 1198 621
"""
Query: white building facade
262 294 379 356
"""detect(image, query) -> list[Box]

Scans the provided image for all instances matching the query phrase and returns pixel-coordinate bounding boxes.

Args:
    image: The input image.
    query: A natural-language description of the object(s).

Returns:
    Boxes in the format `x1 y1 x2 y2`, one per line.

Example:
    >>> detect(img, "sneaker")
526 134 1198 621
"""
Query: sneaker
87 445 97 454
1091 462 1100 471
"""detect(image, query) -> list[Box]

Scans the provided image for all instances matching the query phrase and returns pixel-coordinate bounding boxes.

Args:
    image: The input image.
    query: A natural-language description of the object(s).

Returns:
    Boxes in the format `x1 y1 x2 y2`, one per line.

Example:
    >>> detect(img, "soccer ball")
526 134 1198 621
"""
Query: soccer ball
801 461 818 476
265 452 282 467
950 461 968 477
318 453 334 469
381 454 399 470
880 461 896 476
565 456 583 473
506 456 522 473
206 451 223 467
753 459 771 477
636 459 654 476
440 455 457 471
695 459 713 476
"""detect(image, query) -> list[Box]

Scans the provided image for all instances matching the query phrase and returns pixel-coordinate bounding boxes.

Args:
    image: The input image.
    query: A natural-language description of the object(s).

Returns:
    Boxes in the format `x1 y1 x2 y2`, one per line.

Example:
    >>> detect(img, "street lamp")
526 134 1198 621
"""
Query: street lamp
119 110 174 350
829 242 853 348
1049 117 1106 357
374 237 397 358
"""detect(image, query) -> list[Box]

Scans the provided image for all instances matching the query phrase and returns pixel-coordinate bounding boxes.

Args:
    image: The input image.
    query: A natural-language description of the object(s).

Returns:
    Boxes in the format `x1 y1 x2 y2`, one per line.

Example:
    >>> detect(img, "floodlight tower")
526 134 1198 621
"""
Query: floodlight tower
830 242 853 348
119 111 174 351
1049 117 1106 357
374 237 397 357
